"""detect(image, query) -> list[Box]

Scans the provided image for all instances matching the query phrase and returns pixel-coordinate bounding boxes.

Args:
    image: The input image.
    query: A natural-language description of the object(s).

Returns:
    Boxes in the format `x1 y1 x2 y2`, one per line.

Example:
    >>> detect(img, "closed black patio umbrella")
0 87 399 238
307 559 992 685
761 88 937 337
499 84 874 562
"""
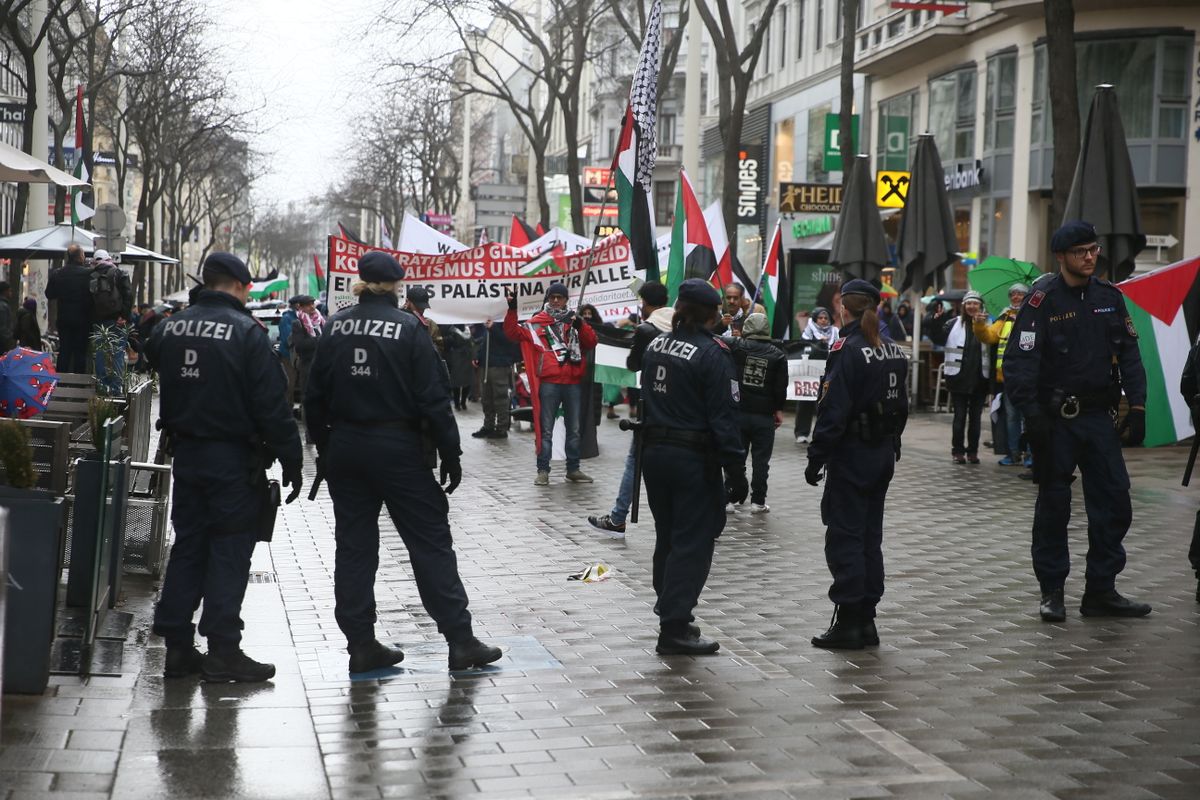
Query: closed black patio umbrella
829 154 889 281
896 134 958 292
1063 84 1146 282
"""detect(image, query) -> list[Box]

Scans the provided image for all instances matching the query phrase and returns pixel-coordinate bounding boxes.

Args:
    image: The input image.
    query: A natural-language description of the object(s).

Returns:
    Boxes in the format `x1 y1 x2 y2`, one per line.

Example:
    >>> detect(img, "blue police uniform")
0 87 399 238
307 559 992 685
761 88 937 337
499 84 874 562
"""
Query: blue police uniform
1003 271 1147 607
304 252 500 672
639 279 744 655
806 298 908 648
147 269 302 678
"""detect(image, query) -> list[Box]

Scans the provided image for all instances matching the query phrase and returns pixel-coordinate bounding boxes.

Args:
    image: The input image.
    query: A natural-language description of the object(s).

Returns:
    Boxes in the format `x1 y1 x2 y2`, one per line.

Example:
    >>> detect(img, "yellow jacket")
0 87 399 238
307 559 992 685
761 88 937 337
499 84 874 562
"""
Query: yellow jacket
972 308 1018 383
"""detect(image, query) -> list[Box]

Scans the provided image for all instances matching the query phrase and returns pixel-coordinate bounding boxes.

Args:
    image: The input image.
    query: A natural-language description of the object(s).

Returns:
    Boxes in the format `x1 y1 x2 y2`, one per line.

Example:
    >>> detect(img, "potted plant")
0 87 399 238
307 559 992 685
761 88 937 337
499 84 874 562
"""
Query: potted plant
0 420 66 694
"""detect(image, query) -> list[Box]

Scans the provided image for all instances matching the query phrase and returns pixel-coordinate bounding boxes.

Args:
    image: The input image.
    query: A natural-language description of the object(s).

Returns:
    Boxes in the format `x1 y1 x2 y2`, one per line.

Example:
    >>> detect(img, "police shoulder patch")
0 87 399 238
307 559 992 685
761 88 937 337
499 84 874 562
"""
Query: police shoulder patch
1028 290 1045 308
1125 316 1138 338
1018 330 1036 351
713 336 730 351
830 338 845 352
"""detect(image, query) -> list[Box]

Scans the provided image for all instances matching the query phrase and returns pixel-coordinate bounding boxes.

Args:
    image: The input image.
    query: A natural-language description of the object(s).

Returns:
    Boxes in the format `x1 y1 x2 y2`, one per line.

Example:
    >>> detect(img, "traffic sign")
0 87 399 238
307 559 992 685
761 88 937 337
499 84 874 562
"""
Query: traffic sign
876 171 911 208
95 203 126 239
1145 234 1178 249
94 235 126 255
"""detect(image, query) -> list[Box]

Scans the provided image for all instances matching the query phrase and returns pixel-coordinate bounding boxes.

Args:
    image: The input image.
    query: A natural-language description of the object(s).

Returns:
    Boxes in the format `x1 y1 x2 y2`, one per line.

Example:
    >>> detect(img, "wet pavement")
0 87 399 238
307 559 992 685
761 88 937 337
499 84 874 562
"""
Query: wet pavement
3 406 1200 799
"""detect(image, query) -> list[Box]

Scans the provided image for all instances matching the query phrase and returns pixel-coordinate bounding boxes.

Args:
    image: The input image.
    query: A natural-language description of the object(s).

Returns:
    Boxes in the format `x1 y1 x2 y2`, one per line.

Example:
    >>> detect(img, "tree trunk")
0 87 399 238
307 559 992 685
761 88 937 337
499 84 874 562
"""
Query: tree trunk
562 102 585 235
1044 0 1080 231
838 0 858 186
720 75 749 246
533 145 551 232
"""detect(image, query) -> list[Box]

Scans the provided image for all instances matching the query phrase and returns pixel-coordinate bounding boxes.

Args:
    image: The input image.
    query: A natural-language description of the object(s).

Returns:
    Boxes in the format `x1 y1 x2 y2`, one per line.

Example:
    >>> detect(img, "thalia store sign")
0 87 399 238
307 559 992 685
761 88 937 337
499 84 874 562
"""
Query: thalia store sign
945 159 985 192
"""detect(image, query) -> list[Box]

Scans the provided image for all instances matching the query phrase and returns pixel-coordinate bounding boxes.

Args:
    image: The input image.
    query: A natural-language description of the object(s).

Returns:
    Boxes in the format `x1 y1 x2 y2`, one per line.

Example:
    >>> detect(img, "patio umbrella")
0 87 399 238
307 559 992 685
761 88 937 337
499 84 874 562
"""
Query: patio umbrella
1063 84 1146 282
828 155 889 281
0 347 58 419
896 134 958 292
968 256 1042 315
0 140 88 187
0 223 178 263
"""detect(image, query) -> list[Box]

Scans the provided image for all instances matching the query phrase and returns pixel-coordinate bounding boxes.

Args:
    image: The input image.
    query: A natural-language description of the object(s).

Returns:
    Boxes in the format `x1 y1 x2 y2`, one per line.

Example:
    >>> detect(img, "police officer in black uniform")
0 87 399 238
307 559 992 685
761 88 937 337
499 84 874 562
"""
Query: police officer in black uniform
805 279 908 650
1005 221 1150 622
725 312 789 513
147 252 303 682
639 278 745 655
304 251 501 673
1180 338 1200 603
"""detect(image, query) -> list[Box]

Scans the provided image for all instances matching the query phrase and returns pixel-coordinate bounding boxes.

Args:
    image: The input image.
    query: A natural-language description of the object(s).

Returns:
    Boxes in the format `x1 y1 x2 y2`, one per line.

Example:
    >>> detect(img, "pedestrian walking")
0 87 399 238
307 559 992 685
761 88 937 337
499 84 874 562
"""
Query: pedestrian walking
1004 220 1151 622
304 251 501 674
471 318 521 439
504 282 597 486
45 243 92 373
973 283 1030 466
725 312 788 514
278 296 300 405
288 295 323 441
928 291 991 463
805 279 908 650
15 297 42 350
443 324 475 410
587 281 671 538
639 278 745 655
88 249 134 395
146 252 303 683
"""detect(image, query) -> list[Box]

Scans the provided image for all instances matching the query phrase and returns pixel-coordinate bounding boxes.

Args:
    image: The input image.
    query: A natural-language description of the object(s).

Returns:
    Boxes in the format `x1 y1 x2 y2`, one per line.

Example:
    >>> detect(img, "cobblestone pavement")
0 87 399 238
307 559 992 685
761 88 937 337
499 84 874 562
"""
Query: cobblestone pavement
3 406 1200 799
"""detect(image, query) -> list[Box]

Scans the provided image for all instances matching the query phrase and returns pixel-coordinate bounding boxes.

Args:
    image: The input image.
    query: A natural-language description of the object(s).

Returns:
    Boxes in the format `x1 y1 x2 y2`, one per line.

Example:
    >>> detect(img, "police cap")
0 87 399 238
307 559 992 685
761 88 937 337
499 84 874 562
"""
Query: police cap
203 252 252 285
359 251 405 282
406 286 431 309
840 278 880 305
1050 220 1097 253
545 282 569 299
742 312 771 339
638 280 668 307
677 277 721 307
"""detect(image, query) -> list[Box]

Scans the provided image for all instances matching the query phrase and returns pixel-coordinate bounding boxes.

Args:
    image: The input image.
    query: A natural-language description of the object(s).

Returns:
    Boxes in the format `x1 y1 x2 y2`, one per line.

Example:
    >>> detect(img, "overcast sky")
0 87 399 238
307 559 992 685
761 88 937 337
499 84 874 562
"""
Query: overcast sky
206 0 385 211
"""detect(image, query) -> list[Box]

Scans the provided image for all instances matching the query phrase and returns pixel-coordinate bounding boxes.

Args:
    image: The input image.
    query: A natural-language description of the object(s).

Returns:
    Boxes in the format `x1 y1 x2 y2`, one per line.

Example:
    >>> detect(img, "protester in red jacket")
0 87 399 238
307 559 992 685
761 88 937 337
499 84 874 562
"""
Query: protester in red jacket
504 282 597 486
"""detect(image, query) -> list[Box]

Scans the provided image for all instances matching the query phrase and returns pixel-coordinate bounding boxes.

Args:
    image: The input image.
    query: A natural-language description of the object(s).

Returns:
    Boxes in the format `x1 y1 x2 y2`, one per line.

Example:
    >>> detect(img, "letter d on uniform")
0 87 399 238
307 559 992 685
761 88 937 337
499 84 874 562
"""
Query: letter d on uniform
184 349 198 365
354 348 367 364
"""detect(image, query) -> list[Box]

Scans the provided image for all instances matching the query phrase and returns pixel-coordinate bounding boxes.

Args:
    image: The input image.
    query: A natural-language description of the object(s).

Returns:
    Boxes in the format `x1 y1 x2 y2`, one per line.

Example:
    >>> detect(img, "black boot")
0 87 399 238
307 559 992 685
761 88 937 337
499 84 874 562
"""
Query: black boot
348 639 405 673
811 605 864 650
471 426 493 438
202 648 276 683
1195 578 1199 604
448 636 503 670
656 625 720 655
1039 588 1066 622
1080 589 1151 618
164 644 205 678
862 619 880 647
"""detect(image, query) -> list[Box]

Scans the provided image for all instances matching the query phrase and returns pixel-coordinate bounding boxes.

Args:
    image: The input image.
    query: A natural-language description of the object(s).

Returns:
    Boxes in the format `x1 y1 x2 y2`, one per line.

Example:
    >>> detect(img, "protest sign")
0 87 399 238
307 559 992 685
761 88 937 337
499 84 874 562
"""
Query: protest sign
788 357 827 401
326 233 642 325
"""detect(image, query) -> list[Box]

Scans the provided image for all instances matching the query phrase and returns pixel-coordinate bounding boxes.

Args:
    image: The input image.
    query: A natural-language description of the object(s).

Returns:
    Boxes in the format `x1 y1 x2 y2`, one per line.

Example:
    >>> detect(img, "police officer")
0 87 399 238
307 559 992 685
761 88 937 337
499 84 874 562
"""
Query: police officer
1004 220 1150 622
725 312 788 513
639 278 745 655
304 251 501 673
1181 338 1200 604
147 252 303 682
805 279 908 650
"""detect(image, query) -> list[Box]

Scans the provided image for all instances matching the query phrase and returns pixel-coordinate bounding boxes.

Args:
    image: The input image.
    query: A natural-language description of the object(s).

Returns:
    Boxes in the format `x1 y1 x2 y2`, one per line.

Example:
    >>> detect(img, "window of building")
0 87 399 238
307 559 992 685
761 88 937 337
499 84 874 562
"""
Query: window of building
607 127 617 157
979 196 1012 261
876 91 918 171
764 20 772 77
815 0 823 50
779 4 788 69
807 102 832 182
659 114 676 147
796 0 805 60
655 181 676 227
984 52 1016 152
928 67 976 162
774 117 795 202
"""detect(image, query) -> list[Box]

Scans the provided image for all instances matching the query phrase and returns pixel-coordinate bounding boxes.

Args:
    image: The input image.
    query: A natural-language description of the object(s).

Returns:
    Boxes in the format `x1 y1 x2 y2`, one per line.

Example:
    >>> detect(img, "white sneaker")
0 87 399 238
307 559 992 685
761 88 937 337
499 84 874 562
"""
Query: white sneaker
750 503 770 514
796 435 809 444
724 503 736 514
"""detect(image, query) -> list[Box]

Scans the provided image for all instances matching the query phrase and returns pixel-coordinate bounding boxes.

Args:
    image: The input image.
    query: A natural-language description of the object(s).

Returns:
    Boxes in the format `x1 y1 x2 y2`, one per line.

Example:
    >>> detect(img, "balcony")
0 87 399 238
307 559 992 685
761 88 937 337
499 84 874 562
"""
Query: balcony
854 7 977 76
656 143 682 162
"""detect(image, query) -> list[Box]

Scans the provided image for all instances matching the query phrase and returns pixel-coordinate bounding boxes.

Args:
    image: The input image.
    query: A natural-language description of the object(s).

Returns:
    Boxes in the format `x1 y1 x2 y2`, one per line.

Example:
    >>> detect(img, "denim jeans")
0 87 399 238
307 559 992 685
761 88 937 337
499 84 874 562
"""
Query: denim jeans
610 440 638 524
92 320 127 396
1003 389 1023 456
537 382 581 473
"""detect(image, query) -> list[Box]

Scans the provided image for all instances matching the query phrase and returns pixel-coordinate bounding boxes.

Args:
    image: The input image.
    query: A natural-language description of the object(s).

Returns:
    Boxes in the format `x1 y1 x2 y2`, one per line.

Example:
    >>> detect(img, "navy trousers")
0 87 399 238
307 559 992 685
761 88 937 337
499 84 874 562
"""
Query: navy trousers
821 442 895 616
55 322 90 375
737 411 776 505
325 427 472 646
1031 410 1131 593
643 444 725 632
153 440 260 650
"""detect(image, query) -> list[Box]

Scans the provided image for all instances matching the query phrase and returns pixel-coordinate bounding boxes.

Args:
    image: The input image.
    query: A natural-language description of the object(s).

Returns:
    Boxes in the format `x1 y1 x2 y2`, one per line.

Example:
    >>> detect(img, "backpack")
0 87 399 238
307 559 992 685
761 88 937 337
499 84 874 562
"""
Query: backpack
89 265 124 321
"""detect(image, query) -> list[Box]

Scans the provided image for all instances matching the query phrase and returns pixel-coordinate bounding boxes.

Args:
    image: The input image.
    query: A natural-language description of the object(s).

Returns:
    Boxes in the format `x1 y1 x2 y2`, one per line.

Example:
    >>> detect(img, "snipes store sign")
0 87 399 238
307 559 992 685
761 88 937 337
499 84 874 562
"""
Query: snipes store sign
736 145 764 223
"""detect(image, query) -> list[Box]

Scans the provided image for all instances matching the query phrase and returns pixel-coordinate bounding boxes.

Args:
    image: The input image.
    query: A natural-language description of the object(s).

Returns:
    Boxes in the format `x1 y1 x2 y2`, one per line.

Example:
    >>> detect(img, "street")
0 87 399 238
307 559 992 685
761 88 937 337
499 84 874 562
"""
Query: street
2 409 1199 799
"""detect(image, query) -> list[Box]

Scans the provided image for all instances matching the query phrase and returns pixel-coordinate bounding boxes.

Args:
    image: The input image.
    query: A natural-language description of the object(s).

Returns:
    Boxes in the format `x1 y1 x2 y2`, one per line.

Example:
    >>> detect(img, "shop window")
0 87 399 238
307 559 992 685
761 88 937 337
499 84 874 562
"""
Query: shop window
929 67 976 162
807 103 833 182
774 118 795 201
876 91 917 171
979 196 1012 262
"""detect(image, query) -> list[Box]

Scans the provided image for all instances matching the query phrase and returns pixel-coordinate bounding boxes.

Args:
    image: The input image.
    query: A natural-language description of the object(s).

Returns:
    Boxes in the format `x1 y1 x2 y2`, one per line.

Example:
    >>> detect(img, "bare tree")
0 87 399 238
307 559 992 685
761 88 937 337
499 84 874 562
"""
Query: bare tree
1044 0 1080 232
693 0 781 239
837 0 858 186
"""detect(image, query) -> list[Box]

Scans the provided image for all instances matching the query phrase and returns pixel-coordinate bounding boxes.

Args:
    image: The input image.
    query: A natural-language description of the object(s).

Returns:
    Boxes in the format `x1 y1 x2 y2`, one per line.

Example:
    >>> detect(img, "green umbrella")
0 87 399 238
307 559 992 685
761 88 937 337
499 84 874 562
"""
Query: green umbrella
968 256 1042 315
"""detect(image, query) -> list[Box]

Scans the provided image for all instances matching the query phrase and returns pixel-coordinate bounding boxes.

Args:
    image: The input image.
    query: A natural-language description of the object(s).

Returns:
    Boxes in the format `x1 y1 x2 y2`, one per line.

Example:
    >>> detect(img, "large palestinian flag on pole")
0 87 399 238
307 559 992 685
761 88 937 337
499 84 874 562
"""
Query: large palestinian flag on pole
614 0 661 280
758 218 792 339
665 168 716 303
1118 255 1200 447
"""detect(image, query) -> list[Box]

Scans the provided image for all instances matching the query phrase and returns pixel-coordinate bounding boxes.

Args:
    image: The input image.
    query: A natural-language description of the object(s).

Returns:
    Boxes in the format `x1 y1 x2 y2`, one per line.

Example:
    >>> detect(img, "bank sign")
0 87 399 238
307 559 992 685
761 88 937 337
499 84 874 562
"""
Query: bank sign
736 145 764 223
945 159 986 192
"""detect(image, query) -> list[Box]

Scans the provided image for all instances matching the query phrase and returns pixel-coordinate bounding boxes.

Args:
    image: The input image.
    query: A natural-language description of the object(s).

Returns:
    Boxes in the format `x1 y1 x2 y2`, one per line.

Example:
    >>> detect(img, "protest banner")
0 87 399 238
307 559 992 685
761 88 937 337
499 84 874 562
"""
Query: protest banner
326 233 642 324
787 357 827 401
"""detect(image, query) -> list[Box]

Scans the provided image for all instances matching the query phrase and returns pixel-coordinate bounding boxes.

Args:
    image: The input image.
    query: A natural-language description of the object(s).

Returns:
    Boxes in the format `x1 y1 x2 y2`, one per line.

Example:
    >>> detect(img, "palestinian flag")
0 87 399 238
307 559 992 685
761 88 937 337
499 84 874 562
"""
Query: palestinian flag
71 85 94 225
614 0 661 281
756 219 791 339
509 215 541 248
1118 256 1200 447
250 276 289 299
702 201 734 290
665 168 716 303
337 221 364 244
519 245 567 276
309 254 325 297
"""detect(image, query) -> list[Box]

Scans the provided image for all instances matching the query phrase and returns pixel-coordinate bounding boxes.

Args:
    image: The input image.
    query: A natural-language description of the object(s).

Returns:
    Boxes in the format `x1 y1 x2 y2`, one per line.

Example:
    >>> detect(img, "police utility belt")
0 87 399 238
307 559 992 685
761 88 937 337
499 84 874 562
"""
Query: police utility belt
1043 389 1113 419
333 418 422 432
643 426 711 452
844 407 906 445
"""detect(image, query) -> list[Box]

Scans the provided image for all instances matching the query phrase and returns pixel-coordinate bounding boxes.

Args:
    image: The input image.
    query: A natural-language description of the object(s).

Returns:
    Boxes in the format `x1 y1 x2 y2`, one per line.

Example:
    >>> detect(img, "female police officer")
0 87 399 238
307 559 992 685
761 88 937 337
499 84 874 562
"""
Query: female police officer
304 251 501 673
639 278 745 655
805 279 908 650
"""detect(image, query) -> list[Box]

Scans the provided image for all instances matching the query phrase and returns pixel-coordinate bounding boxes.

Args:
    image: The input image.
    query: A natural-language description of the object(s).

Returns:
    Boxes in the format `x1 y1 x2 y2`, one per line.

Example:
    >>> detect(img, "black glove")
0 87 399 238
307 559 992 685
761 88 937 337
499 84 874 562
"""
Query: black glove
725 468 748 505
282 460 303 504
572 315 583 331
439 457 462 495
506 291 517 310
1119 407 1145 446
805 461 824 487
1024 412 1052 453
